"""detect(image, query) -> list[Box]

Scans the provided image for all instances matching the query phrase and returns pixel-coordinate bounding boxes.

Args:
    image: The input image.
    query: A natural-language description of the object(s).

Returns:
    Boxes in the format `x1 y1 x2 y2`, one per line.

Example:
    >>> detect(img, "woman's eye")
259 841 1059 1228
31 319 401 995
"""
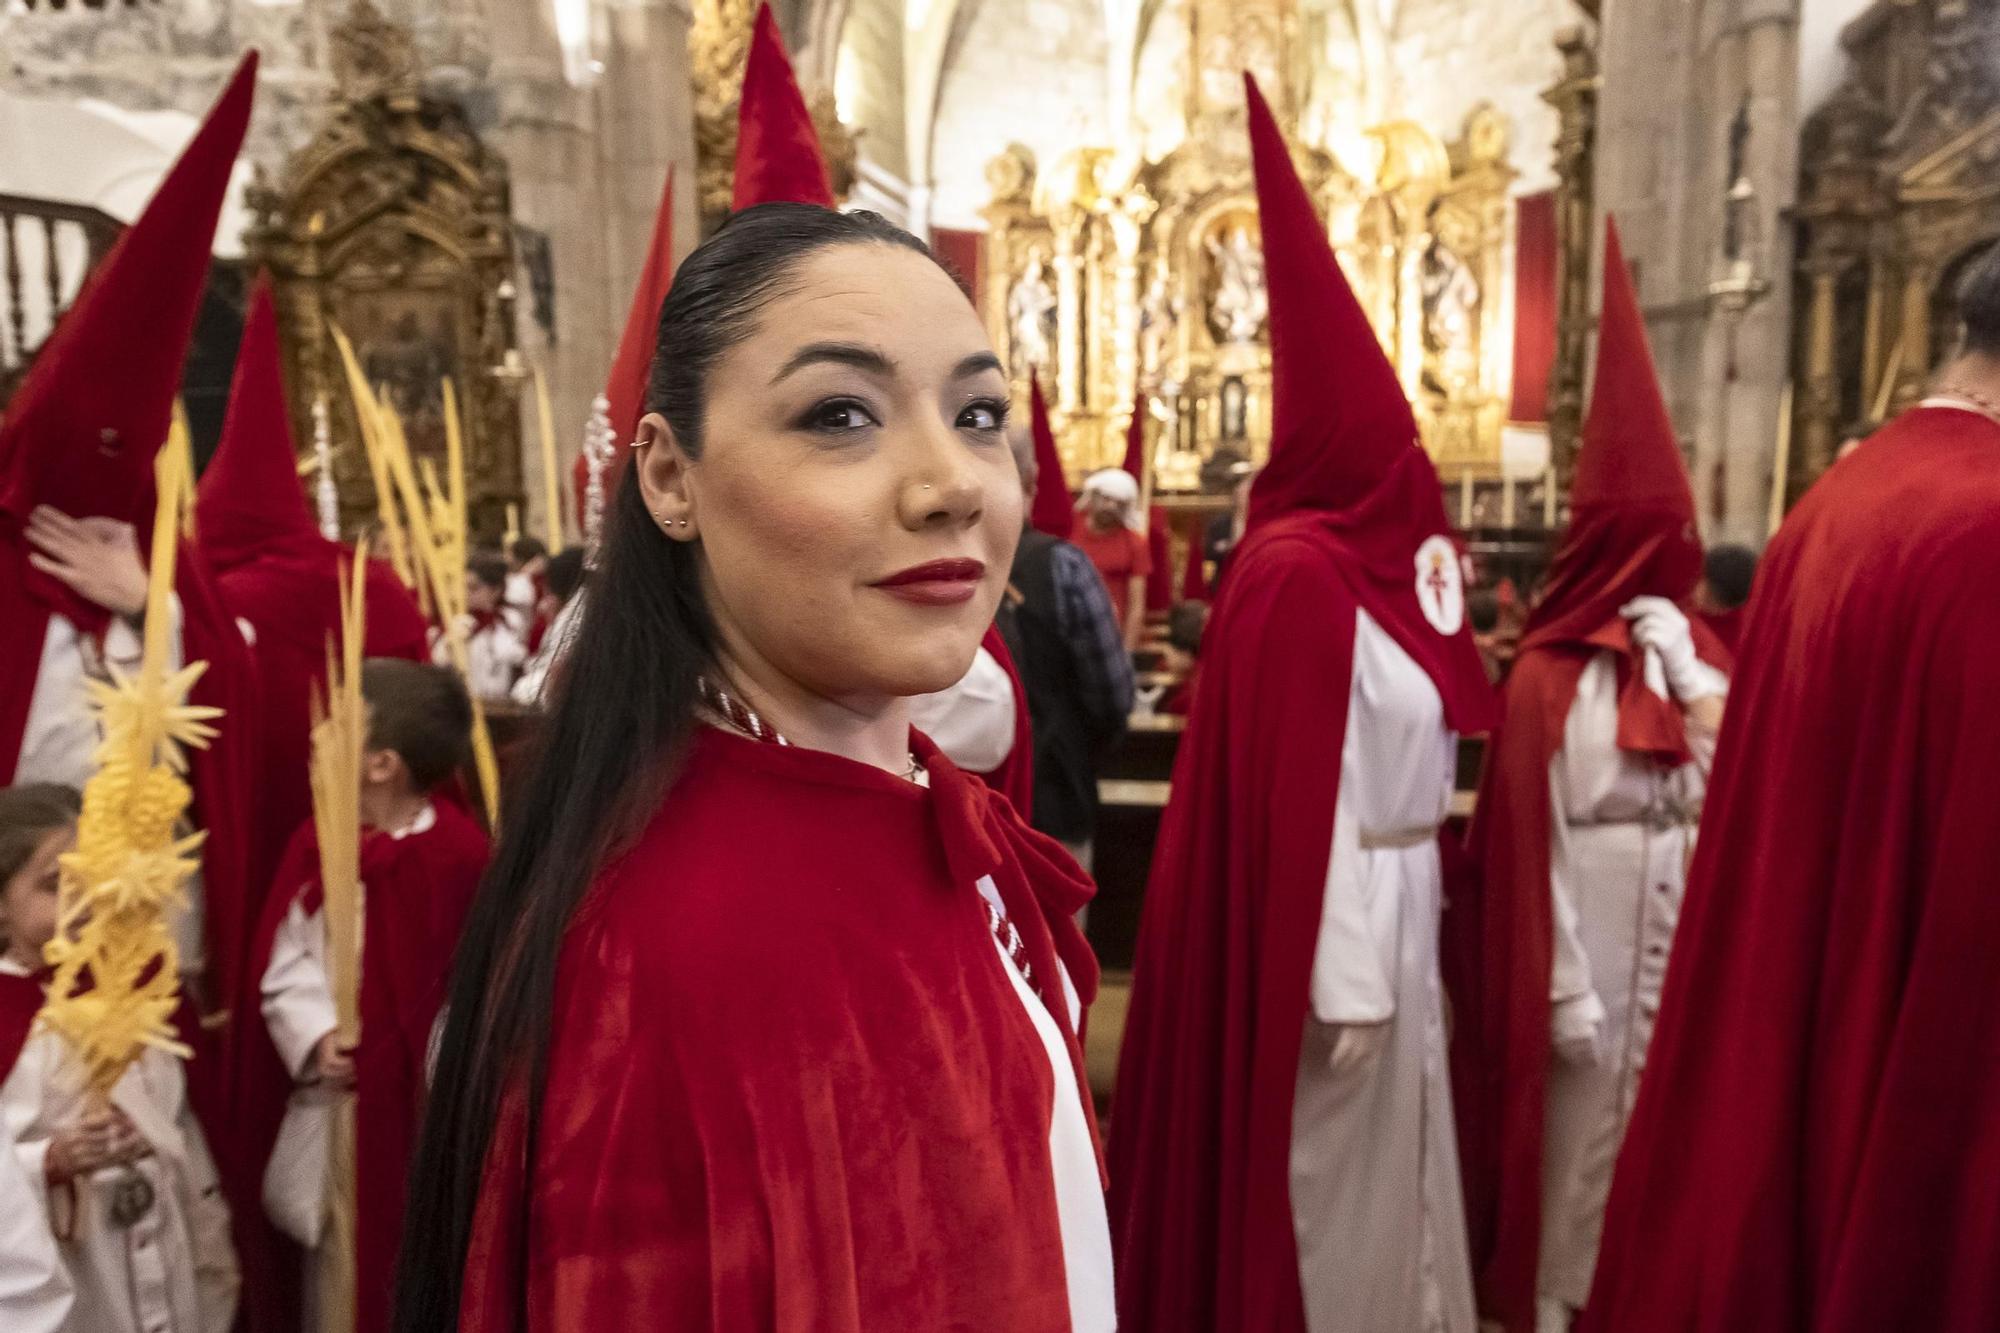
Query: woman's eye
805 399 879 433
958 399 1010 432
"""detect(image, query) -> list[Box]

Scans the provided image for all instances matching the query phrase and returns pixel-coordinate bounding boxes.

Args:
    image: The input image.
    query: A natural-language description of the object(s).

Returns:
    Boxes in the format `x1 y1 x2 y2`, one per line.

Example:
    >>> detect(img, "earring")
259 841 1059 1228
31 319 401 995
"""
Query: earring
627 437 645 450
678 519 689 528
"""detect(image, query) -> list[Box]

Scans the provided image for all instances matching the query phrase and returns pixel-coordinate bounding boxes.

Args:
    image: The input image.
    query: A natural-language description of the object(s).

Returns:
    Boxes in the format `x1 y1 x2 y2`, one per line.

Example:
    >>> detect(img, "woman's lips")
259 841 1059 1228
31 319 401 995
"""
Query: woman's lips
871 558 985 606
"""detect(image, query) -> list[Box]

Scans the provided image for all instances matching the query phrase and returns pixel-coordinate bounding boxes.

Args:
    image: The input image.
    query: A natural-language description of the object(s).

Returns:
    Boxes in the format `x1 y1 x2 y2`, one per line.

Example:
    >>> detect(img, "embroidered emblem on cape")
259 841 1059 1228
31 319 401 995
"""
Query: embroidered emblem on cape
1415 534 1464 635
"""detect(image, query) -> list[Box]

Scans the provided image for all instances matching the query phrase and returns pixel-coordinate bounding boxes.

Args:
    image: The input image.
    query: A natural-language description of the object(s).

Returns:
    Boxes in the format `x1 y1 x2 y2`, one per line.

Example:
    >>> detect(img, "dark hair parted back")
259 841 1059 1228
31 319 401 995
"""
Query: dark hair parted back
362 659 473 793
1956 242 2000 357
394 203 946 1331
0 783 81 891
467 550 510 592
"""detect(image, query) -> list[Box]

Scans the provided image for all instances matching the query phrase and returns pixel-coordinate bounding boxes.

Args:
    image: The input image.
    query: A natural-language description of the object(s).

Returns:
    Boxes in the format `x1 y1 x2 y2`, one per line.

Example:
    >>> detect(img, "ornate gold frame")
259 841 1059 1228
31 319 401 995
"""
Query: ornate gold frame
1794 0 2000 493
244 1 523 537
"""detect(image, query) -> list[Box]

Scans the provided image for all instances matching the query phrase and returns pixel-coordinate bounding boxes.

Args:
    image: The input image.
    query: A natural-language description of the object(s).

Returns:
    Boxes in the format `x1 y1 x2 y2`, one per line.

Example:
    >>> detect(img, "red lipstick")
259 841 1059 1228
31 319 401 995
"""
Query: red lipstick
871 558 985 606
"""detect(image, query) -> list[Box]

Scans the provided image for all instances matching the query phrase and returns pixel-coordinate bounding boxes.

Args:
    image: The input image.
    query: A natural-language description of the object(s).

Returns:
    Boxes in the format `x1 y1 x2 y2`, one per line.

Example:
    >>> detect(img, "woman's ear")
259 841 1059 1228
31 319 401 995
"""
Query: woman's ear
634 413 700 542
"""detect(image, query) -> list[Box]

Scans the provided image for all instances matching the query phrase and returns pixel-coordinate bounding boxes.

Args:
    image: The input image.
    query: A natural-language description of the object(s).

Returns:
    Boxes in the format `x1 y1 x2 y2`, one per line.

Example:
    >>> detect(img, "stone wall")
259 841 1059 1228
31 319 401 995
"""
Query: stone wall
927 0 1111 228
838 0 909 185
1596 0 1801 544
1387 0 1571 192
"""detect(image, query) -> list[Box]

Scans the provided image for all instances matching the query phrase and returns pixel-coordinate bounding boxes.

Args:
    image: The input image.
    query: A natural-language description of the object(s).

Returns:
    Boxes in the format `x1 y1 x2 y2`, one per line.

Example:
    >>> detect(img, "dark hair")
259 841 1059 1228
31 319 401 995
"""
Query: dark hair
1466 587 1502 635
545 547 587 603
508 536 549 566
1166 600 1208 655
0 784 81 890
1956 243 2000 356
362 659 473 793
467 550 510 592
1703 543 1758 609
395 203 942 1330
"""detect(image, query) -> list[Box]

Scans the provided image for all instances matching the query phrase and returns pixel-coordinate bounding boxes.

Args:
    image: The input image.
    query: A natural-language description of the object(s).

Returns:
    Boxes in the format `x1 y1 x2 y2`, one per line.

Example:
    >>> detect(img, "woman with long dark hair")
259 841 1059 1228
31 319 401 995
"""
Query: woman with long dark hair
393 204 1111 1332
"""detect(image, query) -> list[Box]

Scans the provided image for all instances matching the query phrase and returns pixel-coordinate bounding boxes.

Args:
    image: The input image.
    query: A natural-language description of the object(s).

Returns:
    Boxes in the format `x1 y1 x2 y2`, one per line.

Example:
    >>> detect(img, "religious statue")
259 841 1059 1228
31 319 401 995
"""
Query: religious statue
1008 247 1058 374
1206 225 1268 346
1421 236 1480 398
1138 261 1182 389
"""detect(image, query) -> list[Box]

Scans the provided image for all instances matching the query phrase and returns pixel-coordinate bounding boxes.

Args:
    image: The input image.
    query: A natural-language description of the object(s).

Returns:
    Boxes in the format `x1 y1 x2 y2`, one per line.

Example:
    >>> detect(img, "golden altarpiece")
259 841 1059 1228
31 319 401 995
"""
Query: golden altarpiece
1793 0 2000 492
244 1 524 537
979 0 1521 513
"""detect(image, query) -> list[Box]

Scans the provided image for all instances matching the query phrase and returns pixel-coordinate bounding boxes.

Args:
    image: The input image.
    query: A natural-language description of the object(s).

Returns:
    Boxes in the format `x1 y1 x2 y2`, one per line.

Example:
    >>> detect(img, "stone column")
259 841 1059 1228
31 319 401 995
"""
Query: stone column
1717 0 1801 545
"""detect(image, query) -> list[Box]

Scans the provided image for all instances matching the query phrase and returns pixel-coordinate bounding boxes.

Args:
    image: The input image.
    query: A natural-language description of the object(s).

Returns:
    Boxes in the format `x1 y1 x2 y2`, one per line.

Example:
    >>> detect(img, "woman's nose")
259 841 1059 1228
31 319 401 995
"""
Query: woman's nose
898 422 985 530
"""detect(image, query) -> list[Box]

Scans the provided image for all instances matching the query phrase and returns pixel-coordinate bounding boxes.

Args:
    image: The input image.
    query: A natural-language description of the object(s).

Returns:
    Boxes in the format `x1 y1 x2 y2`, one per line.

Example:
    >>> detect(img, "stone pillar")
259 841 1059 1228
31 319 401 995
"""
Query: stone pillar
1717 0 1801 545
482 0 696 545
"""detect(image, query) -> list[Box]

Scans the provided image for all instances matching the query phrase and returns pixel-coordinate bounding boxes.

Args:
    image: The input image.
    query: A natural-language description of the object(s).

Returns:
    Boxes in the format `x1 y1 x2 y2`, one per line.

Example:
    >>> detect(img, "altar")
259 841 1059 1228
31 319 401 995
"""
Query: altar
976 0 1525 513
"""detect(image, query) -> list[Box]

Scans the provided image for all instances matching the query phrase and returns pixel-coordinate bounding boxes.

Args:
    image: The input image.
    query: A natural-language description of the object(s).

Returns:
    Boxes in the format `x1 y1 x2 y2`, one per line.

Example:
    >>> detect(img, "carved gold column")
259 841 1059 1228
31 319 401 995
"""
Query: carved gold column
1799 254 1842 480
1052 211 1086 416
1894 254 1935 411
1542 23 1599 477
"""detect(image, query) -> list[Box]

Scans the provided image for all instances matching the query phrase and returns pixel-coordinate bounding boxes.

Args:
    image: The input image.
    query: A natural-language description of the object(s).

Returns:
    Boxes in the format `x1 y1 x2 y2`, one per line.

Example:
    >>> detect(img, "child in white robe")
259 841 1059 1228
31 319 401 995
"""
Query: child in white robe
434 551 526 701
0 783 238 1333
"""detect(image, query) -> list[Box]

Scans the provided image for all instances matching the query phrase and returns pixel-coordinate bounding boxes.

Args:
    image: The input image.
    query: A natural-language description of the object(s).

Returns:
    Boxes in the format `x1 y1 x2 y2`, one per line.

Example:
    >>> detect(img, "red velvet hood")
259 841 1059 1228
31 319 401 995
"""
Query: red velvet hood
732 4 835 211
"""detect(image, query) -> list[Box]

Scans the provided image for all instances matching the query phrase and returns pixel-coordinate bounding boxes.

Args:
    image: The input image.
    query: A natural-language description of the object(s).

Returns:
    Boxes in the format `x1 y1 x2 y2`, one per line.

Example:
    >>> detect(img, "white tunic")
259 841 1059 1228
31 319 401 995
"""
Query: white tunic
908 645 1018 775
0 1125 71 1332
434 618 527 702
975 875 1115 1333
0 959 237 1333
1536 653 1719 1311
1290 609 1475 1333
15 603 182 790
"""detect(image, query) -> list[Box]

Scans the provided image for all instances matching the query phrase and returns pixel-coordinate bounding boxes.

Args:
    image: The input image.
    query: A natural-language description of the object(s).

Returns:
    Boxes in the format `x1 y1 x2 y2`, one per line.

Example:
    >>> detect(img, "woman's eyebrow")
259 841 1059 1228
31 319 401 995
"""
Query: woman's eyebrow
952 352 1005 380
770 341 894 385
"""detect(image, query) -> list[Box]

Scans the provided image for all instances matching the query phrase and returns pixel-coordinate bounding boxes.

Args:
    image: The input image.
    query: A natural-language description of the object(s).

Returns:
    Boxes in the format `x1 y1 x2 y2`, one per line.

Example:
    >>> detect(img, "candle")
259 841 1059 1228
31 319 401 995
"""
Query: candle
1544 463 1558 527
1501 472 1516 528
534 365 564 550
1459 469 1474 528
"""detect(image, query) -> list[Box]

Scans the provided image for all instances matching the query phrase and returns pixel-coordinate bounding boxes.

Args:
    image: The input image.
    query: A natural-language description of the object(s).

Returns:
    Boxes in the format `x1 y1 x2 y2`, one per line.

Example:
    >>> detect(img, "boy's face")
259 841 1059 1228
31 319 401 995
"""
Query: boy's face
467 573 503 614
1 826 72 960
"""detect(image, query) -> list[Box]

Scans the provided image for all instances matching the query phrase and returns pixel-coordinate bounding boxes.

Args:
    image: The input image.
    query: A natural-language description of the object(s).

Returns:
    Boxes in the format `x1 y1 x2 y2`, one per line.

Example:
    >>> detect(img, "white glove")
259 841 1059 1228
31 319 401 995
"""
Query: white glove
1550 993 1606 1066
1621 597 1719 703
1328 1021 1390 1076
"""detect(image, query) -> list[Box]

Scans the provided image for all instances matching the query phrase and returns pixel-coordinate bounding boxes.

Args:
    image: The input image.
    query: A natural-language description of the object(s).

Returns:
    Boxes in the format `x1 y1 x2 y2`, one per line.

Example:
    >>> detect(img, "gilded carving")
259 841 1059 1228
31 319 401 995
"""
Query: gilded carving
244 0 522 538
1794 0 2000 491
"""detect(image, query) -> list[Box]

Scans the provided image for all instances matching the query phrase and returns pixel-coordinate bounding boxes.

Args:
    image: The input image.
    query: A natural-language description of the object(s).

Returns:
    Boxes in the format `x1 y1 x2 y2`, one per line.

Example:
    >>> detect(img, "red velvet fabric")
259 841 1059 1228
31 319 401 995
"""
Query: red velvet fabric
1028 375 1074 537
1509 192 1557 424
1581 405 2000 1333
1695 605 1743 656
572 169 677 532
200 547 429 906
236 803 490 1333
1107 74 1495 1332
0 969 41 1083
971 622 1036 817
732 5 834 212
1180 517 1210 601
456 727 1099 1331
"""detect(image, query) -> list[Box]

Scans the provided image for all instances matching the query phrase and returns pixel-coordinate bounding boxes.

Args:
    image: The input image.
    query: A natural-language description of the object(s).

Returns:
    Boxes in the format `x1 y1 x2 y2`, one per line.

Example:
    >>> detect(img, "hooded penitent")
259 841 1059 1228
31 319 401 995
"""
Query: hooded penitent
1118 396 1175 610
194 275 430 893
198 270 431 1333
1027 374 1074 538
573 168 676 533
732 3 835 212
1106 73 1494 1332
1444 216 1730 1333
0 52 257 776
